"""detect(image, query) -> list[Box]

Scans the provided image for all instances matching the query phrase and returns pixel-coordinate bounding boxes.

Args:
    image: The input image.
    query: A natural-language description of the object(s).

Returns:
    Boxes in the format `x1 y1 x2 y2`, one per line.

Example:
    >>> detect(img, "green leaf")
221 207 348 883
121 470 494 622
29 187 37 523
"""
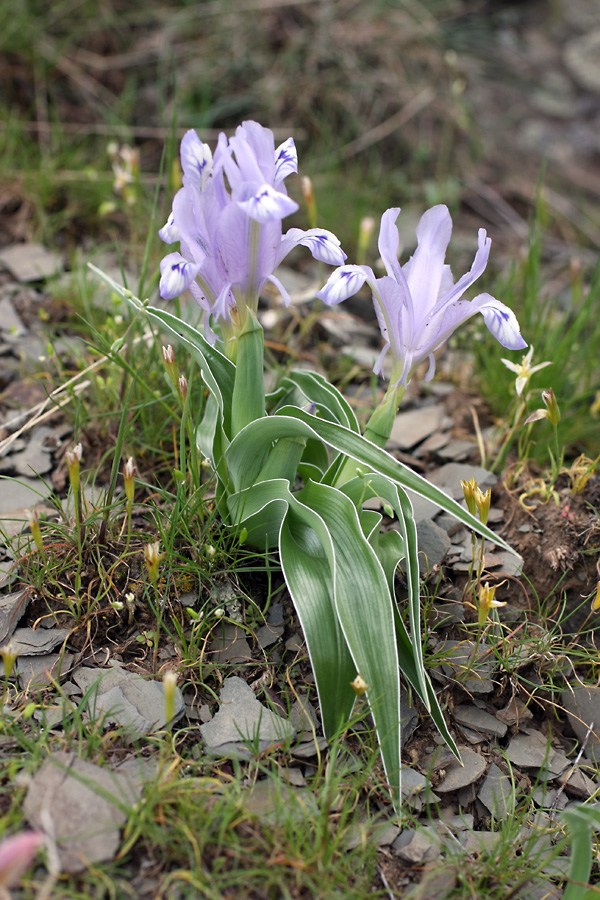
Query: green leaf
279 369 361 432
226 416 317 494
231 313 265 435
276 406 511 550
299 480 402 806
227 479 356 735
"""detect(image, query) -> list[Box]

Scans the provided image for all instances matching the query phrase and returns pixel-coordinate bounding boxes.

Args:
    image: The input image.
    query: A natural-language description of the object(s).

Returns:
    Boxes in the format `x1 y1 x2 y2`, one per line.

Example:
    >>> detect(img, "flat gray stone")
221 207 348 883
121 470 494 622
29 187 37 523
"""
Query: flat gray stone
478 763 515 819
393 826 441 862
200 676 294 757
454 704 508 738
72 666 184 733
16 652 74 689
415 518 451 575
211 623 253 664
242 779 318 824
438 439 475 461
10 626 71 655
23 751 139 873
505 730 557 770
562 685 600 763
0 297 27 336
11 426 54 477
0 589 29 644
428 463 497 499
403 489 439 523
255 621 284 650
434 747 487 793
289 696 320 741
460 831 501 854
0 243 63 282
388 404 445 450
0 476 52 519
437 640 496 693
557 765 598 799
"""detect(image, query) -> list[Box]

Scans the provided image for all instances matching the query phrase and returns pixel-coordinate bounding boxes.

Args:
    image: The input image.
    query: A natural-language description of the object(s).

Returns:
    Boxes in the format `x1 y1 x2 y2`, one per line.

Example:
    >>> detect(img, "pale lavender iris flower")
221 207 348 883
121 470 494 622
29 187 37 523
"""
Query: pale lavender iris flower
317 205 527 388
159 122 345 337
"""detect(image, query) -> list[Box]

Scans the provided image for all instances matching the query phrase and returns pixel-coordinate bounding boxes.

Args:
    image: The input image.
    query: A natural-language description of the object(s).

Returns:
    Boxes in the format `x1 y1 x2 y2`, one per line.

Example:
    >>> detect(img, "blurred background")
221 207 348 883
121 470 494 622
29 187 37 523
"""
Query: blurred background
1 0 599 256
1 0 600 453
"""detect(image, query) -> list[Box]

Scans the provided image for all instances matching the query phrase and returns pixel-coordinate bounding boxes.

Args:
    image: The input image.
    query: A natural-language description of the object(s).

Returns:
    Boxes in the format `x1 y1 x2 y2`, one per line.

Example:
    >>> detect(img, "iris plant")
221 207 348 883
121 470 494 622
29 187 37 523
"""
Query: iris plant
93 120 526 810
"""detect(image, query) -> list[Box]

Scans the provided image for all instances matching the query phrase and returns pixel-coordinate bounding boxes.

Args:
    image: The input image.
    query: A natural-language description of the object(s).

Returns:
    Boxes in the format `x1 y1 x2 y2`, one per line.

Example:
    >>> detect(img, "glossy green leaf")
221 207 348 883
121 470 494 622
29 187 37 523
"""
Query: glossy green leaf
276 405 512 551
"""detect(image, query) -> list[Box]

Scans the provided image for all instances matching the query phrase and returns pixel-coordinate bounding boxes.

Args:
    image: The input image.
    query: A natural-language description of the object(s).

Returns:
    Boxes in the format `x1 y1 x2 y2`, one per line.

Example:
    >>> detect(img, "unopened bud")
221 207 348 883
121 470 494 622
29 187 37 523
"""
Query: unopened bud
357 216 375 265
460 478 478 517
144 541 163 586
0 641 19 679
162 345 179 391
123 456 136 506
178 375 188 400
301 176 317 228
163 670 178 724
542 388 560 426
65 444 83 493
350 674 369 697
26 508 44 553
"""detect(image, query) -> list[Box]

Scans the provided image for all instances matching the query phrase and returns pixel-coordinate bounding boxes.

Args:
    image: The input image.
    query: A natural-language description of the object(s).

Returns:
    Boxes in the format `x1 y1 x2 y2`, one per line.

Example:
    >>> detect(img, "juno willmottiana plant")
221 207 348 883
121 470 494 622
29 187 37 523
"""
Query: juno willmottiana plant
91 120 526 810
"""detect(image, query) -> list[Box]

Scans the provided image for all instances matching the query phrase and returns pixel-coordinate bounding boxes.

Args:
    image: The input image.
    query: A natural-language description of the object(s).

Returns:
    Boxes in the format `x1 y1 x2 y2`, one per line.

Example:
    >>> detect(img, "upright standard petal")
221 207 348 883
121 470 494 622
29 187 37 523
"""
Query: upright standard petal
377 207 404 282
402 205 453 324
180 130 213 191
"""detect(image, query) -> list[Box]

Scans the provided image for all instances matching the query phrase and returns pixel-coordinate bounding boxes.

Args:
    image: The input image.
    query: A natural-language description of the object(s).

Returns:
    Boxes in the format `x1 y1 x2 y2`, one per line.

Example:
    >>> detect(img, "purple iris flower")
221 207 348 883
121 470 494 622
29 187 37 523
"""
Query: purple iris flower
317 205 527 387
159 122 345 337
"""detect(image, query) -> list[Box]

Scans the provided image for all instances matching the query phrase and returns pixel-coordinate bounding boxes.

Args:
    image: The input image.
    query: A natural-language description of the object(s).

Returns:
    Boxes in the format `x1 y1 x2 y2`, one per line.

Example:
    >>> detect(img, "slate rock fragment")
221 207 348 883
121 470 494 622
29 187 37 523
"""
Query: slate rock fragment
23 751 140 873
200 676 294 757
562 684 600 763
72 665 184 734
434 747 487 793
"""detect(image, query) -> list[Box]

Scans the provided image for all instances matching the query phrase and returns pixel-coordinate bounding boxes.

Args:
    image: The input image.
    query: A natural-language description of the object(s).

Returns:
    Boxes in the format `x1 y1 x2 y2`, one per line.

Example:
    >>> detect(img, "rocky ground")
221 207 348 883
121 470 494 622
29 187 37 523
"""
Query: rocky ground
1 242 600 896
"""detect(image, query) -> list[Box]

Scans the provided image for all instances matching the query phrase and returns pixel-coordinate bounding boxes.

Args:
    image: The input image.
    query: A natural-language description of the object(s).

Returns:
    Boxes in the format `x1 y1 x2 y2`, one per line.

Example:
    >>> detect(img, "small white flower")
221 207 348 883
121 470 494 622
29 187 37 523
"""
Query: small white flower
501 346 552 396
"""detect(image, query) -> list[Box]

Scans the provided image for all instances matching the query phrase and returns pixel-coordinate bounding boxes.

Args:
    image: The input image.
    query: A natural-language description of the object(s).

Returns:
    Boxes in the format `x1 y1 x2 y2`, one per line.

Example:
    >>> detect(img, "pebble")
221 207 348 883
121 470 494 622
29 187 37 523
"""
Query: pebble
453 704 508 738
0 243 63 282
388 404 445 450
200 676 294 757
434 747 487 793
72 665 185 734
477 763 515 819
562 684 600 763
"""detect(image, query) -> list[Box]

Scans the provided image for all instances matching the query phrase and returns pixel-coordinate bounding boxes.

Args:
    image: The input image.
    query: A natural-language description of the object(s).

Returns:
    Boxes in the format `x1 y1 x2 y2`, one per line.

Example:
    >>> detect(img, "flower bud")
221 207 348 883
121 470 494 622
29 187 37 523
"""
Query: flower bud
350 674 369 697
460 478 478 517
163 670 178 724
541 388 560 426
0 641 18 680
65 443 83 493
144 541 163 587
301 176 317 229
178 375 188 400
357 216 375 265
26 508 44 553
162 345 179 391
123 456 136 507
